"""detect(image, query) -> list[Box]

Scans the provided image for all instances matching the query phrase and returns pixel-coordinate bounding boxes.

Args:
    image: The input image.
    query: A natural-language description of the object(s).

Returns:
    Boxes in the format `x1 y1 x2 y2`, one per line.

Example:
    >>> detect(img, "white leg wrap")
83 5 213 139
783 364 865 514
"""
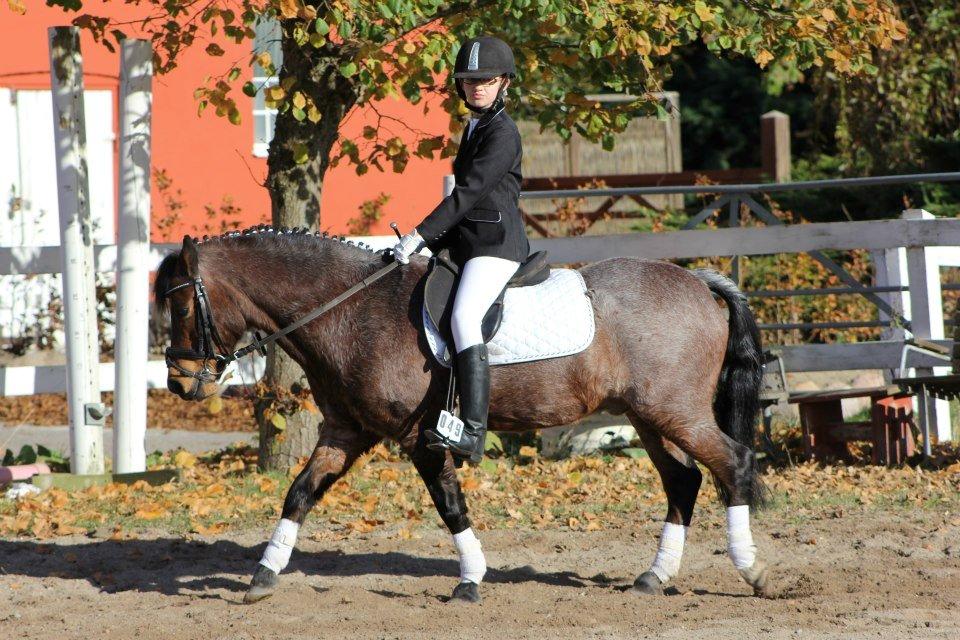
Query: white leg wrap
648 522 687 583
726 505 757 570
453 527 487 585
259 518 300 574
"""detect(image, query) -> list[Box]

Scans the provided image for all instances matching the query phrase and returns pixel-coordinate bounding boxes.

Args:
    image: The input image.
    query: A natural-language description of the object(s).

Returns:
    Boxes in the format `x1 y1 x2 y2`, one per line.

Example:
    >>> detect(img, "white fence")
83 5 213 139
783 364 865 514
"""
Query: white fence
0 235 401 397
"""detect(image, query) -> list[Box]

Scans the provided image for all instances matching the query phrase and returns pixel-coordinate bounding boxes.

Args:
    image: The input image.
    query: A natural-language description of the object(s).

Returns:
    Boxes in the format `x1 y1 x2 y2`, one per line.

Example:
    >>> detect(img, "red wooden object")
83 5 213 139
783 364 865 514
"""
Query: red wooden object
789 386 916 466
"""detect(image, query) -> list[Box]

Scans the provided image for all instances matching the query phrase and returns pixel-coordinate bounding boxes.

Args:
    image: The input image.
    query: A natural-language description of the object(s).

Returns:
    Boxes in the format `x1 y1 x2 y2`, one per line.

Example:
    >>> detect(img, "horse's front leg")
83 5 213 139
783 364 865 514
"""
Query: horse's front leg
407 441 486 604
244 421 381 603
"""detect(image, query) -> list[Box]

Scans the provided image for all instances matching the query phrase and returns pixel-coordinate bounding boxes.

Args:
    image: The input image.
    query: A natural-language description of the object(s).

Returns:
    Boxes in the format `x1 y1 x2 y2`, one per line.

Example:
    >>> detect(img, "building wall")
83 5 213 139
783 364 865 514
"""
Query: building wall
0 4 454 242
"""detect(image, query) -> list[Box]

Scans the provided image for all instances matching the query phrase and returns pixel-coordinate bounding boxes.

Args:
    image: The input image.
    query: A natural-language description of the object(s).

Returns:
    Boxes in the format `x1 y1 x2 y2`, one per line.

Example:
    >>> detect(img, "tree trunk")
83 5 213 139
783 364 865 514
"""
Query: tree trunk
256 30 359 472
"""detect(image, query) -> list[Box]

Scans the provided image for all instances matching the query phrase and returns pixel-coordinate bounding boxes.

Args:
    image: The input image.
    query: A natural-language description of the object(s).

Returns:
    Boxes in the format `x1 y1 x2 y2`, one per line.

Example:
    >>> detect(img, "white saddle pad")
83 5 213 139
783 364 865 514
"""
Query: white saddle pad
423 268 596 367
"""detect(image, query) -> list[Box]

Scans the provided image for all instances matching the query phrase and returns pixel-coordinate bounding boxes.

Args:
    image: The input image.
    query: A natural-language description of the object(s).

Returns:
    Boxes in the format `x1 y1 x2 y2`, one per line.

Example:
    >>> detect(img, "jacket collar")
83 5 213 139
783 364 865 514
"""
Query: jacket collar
474 105 505 131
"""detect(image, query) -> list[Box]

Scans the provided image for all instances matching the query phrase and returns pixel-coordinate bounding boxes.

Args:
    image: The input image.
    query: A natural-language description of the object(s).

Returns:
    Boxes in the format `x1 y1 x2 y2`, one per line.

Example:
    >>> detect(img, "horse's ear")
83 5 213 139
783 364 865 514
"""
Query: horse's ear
180 235 199 278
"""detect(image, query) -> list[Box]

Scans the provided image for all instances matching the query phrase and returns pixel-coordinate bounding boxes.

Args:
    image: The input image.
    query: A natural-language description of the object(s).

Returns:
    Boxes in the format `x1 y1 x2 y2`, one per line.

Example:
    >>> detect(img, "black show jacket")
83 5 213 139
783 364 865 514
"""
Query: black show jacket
415 108 530 264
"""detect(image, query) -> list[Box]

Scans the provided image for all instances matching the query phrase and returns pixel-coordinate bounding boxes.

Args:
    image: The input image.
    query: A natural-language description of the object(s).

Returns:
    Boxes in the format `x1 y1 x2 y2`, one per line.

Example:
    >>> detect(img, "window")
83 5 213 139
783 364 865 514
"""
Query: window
252 18 282 158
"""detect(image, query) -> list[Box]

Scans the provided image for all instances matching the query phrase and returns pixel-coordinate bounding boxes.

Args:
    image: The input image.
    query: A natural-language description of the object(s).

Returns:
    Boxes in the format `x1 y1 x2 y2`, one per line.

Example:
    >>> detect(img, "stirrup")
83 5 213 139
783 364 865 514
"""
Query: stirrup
424 428 452 451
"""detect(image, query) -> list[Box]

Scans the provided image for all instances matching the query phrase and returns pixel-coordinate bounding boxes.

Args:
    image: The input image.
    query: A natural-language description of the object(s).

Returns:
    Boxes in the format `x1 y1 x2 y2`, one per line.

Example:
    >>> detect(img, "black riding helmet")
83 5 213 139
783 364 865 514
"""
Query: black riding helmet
453 36 516 114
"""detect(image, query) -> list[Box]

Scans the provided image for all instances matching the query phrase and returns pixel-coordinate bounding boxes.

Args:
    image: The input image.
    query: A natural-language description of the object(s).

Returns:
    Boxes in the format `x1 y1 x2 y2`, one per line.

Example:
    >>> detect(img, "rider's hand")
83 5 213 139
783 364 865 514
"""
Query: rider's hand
392 230 424 264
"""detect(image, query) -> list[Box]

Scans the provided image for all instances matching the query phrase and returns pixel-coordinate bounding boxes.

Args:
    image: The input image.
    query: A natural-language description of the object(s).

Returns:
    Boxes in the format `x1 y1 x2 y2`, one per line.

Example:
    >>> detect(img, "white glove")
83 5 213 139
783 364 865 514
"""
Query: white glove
392 230 424 264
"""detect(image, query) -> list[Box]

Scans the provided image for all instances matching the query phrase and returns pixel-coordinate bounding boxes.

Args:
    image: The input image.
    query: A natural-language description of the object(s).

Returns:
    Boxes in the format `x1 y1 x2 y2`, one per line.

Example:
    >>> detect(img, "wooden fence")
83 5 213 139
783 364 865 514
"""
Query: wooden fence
520 110 791 237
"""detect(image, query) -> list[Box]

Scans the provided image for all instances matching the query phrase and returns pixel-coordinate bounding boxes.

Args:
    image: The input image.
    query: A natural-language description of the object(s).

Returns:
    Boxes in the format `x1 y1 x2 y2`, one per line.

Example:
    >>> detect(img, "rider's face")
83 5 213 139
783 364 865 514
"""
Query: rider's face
461 76 508 110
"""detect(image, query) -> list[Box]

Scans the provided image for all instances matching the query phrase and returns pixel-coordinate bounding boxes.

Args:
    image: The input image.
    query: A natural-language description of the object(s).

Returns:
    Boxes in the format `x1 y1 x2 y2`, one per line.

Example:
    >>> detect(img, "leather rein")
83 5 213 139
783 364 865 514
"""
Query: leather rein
164 259 400 386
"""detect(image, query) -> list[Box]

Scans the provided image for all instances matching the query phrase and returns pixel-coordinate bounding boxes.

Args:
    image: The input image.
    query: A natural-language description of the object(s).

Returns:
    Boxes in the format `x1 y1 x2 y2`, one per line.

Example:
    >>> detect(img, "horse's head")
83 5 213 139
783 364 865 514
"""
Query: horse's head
155 235 244 401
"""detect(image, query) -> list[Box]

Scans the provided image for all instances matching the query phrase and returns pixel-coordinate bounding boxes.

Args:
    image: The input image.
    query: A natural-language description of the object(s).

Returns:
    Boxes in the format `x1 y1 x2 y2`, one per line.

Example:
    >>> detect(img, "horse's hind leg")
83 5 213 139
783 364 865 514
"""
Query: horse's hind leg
244 420 381 604
627 414 702 596
648 410 770 596
407 440 484 604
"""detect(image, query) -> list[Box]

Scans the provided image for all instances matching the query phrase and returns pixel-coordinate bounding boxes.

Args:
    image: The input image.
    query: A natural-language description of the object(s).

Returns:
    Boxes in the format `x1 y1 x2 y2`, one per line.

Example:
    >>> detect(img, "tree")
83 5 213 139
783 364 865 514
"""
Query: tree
811 0 960 174
31 0 907 470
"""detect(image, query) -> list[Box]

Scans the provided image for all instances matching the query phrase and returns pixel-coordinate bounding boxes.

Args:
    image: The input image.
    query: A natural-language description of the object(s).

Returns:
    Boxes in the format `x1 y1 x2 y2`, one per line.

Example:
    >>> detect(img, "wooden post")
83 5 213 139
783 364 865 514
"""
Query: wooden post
728 198 741 286
903 208 951 451
872 248 906 383
760 111 791 182
48 26 104 475
114 39 153 474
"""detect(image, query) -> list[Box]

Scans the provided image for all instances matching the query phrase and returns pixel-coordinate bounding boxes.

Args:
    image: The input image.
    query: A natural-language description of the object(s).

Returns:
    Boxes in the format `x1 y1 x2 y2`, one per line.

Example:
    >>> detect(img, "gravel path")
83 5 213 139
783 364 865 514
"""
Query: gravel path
0 424 255 457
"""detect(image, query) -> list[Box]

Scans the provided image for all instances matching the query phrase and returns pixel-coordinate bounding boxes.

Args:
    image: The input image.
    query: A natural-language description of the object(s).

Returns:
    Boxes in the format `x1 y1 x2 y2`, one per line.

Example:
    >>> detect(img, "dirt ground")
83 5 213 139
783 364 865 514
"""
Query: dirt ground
2 497 958 639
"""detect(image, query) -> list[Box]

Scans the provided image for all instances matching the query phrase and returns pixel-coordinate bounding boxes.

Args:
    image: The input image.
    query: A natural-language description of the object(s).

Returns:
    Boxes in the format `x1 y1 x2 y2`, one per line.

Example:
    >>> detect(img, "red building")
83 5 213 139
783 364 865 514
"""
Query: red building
0 4 452 245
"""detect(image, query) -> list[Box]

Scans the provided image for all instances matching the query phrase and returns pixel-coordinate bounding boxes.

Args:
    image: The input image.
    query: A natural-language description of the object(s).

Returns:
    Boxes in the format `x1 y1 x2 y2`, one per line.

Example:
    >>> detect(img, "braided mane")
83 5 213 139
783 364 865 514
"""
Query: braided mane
192 224 382 253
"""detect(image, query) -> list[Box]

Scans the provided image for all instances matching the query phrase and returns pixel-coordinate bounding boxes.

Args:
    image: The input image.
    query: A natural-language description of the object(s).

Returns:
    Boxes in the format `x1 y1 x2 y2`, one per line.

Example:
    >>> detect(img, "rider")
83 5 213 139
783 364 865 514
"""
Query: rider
393 35 530 463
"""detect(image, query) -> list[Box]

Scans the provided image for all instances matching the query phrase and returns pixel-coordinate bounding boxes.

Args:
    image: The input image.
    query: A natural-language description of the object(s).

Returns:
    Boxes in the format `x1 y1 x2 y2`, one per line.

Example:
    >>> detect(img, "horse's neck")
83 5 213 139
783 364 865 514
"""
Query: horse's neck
221 242 378 366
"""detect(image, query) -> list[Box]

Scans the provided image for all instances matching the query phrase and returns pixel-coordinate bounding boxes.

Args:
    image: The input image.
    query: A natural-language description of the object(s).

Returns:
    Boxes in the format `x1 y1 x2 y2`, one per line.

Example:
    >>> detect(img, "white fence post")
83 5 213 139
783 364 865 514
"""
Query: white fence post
872 248 905 384
443 173 455 198
113 39 153 474
902 208 951 449
48 26 104 474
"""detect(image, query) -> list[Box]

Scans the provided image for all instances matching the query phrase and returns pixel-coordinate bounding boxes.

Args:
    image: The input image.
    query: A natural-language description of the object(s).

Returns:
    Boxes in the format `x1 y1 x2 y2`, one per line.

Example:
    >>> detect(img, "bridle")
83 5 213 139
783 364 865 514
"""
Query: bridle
163 257 402 392
163 277 240 388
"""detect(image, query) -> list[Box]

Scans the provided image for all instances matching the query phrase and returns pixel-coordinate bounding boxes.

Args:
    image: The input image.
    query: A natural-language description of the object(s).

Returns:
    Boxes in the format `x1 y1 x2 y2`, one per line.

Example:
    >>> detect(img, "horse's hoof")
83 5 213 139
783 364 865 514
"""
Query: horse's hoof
629 571 663 596
739 560 772 598
450 581 481 603
243 564 279 604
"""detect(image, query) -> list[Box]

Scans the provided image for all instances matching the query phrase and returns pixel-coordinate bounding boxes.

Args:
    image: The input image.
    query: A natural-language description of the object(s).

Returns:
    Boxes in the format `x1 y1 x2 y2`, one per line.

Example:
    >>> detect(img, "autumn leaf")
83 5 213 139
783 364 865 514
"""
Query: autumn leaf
7 0 25 14
174 450 197 469
207 396 223 415
279 0 300 20
192 520 228 535
256 476 278 493
694 1 714 22
134 504 169 520
755 50 774 68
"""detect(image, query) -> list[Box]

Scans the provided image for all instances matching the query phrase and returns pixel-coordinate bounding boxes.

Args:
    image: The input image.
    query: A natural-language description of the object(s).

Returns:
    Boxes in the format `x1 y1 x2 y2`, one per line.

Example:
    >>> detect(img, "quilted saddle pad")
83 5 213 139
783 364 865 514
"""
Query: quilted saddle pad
422 268 596 367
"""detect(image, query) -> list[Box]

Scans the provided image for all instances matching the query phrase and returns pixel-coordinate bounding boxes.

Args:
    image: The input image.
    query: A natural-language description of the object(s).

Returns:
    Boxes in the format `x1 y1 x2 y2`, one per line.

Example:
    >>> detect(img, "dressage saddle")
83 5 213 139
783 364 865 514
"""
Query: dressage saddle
423 249 550 345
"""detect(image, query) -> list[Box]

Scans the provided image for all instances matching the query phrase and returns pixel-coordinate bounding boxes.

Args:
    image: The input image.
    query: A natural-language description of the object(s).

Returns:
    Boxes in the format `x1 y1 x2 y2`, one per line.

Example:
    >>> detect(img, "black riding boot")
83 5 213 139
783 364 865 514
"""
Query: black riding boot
425 344 490 464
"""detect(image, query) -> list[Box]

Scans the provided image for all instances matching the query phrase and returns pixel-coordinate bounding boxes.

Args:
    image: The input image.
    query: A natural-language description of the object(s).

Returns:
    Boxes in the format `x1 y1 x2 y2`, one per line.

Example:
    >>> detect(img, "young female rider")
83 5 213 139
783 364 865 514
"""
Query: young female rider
393 35 530 464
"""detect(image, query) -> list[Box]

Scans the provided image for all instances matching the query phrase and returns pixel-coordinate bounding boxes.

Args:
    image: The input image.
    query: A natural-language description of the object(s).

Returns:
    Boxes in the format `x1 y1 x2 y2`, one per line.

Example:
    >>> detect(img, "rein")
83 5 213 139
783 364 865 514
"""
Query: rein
164 259 400 384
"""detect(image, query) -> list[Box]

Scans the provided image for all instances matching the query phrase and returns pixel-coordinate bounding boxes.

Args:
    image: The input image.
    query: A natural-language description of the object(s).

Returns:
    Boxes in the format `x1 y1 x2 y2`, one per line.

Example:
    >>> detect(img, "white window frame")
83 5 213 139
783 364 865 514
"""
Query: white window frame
252 18 282 158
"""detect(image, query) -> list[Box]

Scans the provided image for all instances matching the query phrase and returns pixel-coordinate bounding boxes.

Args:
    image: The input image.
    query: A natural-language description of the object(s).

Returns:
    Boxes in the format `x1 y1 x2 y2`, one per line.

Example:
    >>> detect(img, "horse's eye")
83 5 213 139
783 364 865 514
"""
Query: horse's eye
178 307 190 318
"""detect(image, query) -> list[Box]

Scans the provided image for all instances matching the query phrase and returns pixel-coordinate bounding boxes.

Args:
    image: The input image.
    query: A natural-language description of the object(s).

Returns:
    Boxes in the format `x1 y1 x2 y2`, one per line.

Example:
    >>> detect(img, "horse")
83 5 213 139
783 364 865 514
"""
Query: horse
154 226 771 604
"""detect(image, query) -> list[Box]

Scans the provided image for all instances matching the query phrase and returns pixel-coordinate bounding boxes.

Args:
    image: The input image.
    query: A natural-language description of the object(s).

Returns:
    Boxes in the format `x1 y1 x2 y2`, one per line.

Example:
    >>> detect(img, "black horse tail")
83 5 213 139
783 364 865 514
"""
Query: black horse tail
691 269 767 509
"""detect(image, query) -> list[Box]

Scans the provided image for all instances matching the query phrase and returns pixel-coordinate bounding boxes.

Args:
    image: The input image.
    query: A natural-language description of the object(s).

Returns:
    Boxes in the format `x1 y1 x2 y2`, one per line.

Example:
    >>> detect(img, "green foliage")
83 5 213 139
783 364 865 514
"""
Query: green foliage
2 444 69 471
814 0 960 174
346 192 389 235
663 42 818 170
36 0 908 173
768 154 960 223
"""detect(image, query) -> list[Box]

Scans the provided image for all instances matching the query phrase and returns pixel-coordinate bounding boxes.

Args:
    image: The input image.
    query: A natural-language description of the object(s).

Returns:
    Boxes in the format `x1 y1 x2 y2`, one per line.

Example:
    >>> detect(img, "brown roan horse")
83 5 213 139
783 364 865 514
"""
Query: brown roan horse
156 226 772 604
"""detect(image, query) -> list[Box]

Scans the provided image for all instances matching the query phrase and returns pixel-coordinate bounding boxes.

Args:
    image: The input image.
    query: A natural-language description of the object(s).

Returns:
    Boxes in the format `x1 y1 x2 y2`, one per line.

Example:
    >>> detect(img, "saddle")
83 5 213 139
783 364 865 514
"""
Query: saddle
423 249 551 345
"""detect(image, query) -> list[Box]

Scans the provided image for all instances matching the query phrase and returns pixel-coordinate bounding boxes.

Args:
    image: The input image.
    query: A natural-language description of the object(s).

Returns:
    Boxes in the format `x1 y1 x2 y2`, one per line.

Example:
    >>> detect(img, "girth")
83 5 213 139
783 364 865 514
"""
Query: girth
423 249 550 345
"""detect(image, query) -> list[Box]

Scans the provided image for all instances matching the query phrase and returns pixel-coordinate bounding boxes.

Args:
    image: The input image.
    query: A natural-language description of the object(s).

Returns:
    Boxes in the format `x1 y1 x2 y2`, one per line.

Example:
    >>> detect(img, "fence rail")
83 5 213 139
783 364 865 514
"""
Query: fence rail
530 217 960 263
521 170 960 200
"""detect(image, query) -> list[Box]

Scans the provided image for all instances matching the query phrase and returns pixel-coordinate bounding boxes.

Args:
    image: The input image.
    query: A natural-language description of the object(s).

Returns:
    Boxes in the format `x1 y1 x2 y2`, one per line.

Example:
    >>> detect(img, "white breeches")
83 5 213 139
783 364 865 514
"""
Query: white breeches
451 256 520 353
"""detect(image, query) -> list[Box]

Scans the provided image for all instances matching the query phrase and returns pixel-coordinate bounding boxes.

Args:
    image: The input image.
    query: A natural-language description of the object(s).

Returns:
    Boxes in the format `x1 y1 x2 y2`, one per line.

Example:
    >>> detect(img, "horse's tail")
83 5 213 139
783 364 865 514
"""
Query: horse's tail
691 268 767 510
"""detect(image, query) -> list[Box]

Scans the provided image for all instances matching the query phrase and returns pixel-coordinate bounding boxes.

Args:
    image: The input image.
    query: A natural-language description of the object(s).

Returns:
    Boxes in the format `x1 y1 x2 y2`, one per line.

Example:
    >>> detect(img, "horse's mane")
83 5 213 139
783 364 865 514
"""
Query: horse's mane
153 224 388 309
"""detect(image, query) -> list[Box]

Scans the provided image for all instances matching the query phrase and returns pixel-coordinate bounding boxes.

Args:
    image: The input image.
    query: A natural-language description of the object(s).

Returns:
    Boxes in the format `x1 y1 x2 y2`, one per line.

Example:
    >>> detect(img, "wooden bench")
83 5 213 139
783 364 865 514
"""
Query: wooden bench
788 385 916 466
894 335 959 456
